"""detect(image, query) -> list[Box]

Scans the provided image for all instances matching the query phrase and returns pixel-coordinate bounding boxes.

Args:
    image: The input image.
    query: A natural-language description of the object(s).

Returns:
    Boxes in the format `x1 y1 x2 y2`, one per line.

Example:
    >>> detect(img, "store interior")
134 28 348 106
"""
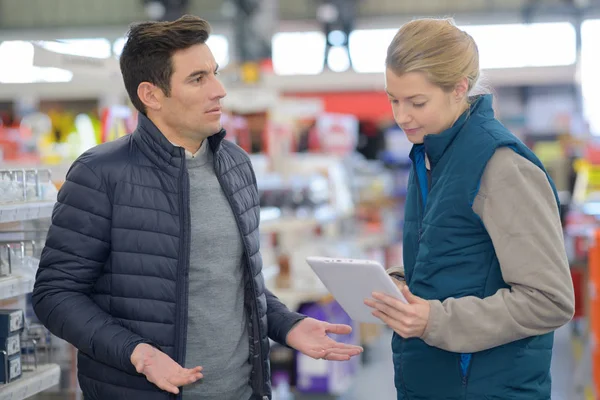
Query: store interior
1 0 600 399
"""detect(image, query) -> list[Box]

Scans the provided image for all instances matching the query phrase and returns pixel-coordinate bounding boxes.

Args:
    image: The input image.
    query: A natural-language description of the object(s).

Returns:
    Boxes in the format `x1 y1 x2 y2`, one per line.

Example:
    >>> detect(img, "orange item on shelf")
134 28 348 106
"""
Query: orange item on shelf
276 253 291 289
0 138 19 160
570 267 586 319
586 144 600 165
588 229 600 396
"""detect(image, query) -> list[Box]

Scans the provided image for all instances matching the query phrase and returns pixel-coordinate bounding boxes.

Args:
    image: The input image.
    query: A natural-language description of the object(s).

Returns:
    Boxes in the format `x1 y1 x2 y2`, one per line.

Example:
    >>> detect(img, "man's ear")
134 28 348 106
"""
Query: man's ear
137 82 163 112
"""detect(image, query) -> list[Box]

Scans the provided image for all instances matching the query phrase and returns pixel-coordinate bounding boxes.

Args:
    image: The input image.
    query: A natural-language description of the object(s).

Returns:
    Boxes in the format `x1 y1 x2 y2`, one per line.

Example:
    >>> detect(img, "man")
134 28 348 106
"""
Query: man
32 15 362 400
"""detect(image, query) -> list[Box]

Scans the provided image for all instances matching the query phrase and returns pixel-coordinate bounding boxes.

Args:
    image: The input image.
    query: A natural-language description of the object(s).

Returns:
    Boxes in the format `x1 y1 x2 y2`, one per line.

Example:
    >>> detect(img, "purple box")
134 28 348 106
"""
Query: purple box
295 300 360 395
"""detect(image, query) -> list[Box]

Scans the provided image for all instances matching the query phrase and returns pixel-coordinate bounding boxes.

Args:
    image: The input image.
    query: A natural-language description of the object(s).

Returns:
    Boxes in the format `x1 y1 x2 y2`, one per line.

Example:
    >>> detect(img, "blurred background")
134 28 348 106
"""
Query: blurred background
1 0 600 399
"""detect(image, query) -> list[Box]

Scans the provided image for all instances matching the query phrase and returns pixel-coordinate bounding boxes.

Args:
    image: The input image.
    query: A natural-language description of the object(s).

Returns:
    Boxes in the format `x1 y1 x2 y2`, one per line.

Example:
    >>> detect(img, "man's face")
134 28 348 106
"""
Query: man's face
159 43 226 143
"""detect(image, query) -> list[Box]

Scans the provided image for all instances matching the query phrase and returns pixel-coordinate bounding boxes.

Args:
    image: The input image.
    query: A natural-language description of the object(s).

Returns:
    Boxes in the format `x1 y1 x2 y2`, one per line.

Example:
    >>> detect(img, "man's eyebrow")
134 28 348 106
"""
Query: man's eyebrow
186 64 219 79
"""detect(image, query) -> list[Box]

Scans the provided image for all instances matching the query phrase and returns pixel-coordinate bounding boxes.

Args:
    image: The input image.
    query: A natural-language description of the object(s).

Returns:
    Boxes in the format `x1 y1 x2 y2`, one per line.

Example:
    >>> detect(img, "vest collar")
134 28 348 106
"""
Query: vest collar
410 94 493 168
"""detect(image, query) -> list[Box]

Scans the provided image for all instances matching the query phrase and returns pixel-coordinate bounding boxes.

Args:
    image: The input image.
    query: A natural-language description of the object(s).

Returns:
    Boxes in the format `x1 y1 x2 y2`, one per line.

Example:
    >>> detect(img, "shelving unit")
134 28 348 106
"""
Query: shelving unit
0 275 35 302
0 199 60 399
260 206 350 234
0 202 54 224
0 364 61 400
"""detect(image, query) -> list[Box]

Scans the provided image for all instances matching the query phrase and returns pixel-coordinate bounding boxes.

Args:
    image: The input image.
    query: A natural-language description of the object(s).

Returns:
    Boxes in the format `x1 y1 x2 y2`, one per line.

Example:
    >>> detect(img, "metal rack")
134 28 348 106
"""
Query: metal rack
0 171 59 400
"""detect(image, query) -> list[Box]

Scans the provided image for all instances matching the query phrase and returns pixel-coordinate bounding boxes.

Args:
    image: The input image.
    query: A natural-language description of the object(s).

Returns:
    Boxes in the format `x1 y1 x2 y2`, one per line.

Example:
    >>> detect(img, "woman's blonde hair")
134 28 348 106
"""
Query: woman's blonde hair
386 18 481 94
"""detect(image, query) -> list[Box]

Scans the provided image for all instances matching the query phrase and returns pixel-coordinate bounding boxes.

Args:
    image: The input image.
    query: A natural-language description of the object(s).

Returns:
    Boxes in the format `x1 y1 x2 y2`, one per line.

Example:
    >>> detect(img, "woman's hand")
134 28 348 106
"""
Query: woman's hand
391 276 406 291
365 285 430 339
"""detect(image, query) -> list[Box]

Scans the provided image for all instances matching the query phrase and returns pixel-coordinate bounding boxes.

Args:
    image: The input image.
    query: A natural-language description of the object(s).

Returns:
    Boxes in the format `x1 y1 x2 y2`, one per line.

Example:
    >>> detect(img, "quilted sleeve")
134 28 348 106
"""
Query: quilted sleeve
265 289 306 346
32 161 154 375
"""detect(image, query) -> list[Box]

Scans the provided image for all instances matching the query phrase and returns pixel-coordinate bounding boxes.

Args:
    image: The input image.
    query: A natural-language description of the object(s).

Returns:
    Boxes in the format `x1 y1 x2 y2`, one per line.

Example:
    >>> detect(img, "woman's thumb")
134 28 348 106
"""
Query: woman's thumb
402 285 419 304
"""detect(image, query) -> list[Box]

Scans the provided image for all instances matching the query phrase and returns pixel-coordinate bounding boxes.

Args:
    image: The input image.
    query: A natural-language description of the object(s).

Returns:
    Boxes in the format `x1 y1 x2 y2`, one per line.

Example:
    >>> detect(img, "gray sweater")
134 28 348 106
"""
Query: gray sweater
182 140 253 400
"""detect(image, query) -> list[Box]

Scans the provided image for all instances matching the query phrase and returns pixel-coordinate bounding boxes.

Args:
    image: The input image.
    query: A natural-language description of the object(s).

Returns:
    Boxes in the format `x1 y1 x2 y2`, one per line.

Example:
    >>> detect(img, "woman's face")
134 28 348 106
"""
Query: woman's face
385 69 468 144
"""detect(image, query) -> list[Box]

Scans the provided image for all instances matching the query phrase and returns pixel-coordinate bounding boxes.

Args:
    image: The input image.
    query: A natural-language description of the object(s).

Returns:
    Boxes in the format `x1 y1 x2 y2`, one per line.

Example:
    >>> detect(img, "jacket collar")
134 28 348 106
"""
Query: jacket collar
132 113 227 168
410 94 492 168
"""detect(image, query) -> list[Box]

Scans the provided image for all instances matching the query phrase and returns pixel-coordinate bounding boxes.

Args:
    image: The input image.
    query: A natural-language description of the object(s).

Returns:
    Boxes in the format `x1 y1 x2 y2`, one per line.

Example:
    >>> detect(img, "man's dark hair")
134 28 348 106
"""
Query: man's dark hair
119 15 211 114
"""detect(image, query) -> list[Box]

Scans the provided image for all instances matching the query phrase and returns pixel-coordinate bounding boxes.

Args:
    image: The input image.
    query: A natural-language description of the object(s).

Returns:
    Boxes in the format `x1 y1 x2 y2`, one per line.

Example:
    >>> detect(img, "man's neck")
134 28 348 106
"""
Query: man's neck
147 114 202 154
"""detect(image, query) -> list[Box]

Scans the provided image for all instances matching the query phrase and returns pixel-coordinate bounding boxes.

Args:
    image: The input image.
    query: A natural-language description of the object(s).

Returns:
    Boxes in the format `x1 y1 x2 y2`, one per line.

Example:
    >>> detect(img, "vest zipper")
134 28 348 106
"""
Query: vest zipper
398 337 410 399
213 153 266 398
175 153 191 399
462 354 474 388
414 163 424 242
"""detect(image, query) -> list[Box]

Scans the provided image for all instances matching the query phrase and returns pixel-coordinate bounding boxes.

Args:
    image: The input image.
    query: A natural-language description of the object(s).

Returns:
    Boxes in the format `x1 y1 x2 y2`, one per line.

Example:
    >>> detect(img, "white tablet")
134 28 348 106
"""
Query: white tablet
306 256 407 325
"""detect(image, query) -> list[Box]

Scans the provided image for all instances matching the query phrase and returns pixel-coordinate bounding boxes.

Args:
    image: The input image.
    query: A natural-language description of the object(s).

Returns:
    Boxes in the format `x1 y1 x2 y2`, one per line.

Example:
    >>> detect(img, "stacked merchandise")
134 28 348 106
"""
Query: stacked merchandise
0 309 24 384
0 167 62 399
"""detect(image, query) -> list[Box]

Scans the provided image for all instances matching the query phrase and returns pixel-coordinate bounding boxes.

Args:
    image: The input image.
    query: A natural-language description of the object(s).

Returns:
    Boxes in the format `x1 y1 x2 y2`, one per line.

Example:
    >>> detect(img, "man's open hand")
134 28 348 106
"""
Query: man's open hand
131 343 203 394
286 318 363 361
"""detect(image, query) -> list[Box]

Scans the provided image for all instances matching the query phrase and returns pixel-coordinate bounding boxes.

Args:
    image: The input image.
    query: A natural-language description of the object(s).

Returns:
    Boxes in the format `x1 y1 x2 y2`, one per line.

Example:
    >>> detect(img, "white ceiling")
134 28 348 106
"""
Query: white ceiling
0 0 584 31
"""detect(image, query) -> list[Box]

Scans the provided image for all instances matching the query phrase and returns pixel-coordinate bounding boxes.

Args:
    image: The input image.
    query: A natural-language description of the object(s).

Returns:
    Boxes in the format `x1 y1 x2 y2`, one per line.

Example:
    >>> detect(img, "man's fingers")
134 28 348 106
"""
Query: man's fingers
169 372 202 387
324 353 352 361
183 369 204 382
325 341 363 353
133 361 145 374
325 323 353 335
181 366 203 376
329 341 363 350
157 379 180 394
324 346 363 356
307 348 327 359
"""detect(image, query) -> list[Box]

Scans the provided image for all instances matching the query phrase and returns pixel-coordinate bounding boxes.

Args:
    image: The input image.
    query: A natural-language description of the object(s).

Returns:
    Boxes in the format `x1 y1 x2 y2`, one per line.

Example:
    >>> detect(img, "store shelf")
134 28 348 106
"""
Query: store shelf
0 275 34 301
260 206 350 234
268 283 331 311
262 65 577 92
330 233 394 250
0 202 55 224
0 364 61 400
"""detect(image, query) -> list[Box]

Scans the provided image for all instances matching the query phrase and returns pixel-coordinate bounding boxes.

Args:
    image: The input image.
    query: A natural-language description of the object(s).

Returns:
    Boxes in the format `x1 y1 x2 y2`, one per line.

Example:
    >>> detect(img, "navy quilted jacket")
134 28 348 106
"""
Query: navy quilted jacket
32 114 305 400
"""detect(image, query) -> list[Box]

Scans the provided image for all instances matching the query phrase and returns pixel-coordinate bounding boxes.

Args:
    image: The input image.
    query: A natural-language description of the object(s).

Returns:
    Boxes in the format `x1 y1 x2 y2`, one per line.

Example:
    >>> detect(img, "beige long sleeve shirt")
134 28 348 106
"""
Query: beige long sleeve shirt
388 147 575 353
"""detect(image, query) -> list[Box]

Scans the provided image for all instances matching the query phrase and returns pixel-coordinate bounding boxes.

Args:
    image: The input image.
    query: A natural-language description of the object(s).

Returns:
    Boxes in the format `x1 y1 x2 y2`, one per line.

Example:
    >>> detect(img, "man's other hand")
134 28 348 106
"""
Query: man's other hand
131 343 203 394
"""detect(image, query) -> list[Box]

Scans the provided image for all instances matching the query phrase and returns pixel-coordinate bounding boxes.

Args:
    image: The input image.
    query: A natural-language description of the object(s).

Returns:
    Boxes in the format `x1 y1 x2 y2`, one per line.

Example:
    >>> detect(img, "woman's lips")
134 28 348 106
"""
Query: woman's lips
403 127 421 135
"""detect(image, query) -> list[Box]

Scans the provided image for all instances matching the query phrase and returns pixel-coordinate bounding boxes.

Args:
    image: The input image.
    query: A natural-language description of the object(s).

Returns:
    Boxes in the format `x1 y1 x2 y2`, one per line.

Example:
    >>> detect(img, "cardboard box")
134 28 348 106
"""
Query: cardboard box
0 309 24 338
0 352 22 384
0 334 20 357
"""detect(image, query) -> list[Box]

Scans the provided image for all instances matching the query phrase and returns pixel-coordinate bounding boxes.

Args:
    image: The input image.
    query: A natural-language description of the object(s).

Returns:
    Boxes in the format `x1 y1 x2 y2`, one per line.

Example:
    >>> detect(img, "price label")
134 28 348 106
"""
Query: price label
316 113 359 156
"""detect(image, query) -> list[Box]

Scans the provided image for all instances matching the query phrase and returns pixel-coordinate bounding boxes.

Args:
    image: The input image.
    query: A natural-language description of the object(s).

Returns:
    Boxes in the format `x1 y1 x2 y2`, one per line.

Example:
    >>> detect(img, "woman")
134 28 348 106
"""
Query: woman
364 18 575 399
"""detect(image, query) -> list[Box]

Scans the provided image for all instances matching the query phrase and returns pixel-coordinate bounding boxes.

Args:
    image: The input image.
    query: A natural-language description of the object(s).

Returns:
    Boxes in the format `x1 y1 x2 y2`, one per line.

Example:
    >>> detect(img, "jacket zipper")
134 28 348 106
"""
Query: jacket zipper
174 153 191 399
213 153 266 397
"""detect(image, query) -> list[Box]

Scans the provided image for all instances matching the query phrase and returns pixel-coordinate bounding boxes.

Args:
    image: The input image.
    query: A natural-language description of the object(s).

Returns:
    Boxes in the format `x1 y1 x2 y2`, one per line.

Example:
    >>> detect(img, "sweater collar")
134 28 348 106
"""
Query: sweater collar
132 113 227 168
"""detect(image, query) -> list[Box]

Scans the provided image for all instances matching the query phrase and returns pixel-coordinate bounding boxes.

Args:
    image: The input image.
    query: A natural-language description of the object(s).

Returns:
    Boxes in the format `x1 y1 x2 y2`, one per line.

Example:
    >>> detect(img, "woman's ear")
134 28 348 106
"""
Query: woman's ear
454 77 469 103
